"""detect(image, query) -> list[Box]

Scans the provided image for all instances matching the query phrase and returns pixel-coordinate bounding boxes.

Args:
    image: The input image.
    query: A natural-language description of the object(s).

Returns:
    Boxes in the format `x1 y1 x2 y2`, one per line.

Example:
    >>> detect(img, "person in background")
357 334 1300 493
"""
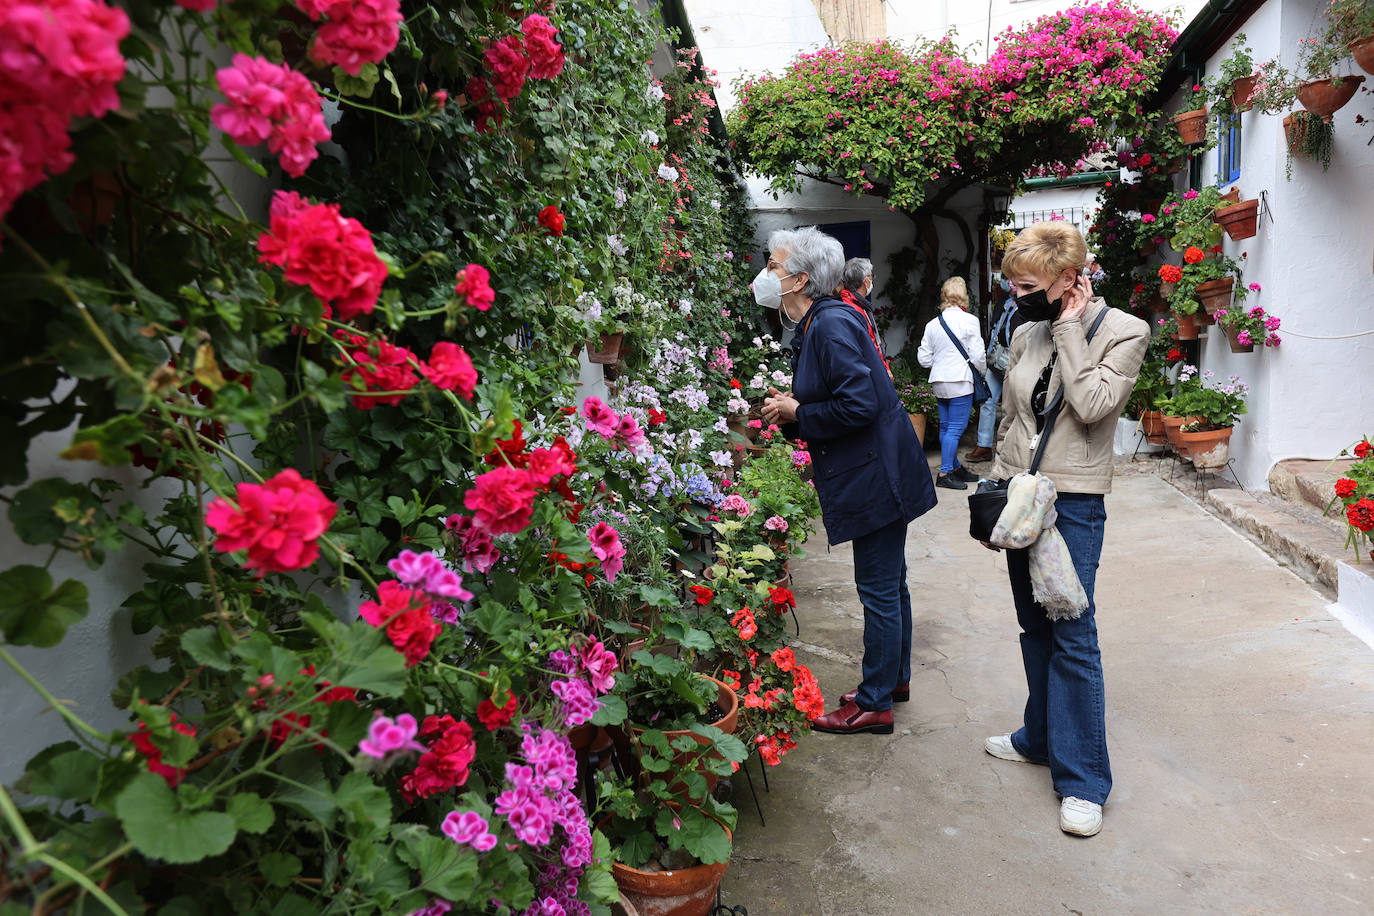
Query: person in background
756 228 936 736
967 279 1025 464
982 220 1148 839
1085 253 1106 286
917 276 985 490
836 257 891 378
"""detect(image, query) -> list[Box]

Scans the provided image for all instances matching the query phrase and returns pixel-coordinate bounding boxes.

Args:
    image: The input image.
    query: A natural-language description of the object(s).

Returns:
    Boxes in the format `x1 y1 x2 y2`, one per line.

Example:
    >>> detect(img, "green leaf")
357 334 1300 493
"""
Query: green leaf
677 627 714 652
26 747 100 801
259 851 302 887
395 833 479 902
334 62 380 98
335 771 392 836
8 478 91 544
588 694 627 726
61 414 145 465
115 772 237 864
180 627 233 671
582 832 618 902
272 755 336 826
226 792 275 835
220 133 267 178
343 642 408 694
0 566 89 647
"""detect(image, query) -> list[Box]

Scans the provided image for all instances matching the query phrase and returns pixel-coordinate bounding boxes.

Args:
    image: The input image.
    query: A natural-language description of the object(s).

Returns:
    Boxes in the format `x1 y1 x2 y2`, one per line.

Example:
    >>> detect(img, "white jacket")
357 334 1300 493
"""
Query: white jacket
918 308 986 395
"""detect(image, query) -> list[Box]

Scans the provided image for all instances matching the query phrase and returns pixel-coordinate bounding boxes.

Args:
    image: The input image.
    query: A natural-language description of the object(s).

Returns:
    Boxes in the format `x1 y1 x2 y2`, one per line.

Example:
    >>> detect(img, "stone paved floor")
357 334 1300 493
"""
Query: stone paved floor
720 466 1374 915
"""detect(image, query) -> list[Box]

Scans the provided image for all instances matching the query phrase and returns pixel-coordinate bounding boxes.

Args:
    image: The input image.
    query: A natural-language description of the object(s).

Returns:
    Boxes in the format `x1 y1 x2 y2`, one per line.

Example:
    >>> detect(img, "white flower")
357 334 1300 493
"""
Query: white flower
752 337 762 347
727 395 750 414
686 429 704 449
749 376 766 390
710 199 721 210
613 188 627 208
657 163 680 182
769 340 780 351
713 417 729 434
710 450 733 467
771 370 789 385
641 129 660 146
607 234 628 256
646 84 665 102
678 298 692 315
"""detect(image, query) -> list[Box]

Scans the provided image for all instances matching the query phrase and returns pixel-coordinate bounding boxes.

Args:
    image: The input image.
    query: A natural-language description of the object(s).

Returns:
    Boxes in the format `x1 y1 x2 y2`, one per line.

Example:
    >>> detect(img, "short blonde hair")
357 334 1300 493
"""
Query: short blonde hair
940 276 970 310
1001 221 1087 282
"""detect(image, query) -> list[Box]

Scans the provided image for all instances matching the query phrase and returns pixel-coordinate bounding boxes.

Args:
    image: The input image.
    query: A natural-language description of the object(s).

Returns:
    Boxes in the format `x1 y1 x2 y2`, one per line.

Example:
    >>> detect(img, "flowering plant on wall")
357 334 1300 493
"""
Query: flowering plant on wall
1213 298 1282 349
1330 437 1374 561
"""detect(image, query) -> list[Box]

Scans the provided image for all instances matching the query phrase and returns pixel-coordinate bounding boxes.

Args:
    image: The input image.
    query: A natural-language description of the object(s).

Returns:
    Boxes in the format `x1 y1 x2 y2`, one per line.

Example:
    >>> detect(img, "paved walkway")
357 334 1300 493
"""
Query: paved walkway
722 470 1374 915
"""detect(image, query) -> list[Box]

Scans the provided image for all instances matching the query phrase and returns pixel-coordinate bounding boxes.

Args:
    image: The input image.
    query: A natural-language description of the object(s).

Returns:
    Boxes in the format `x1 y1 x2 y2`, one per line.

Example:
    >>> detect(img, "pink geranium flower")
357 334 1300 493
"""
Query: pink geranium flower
205 469 337 575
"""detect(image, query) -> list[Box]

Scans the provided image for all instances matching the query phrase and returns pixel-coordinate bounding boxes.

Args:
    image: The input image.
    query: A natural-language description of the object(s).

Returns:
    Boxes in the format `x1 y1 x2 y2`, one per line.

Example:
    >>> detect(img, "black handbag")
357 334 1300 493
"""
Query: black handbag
967 307 1113 542
937 314 991 405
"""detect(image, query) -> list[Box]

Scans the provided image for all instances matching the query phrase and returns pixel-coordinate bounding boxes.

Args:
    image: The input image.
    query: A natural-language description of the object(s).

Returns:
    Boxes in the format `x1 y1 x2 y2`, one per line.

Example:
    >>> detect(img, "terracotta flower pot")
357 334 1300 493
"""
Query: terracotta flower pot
1159 281 1178 298
908 413 927 445
1163 414 1203 449
588 331 625 364
1213 198 1259 241
1195 308 1215 327
1195 277 1234 316
1172 107 1208 145
1295 76 1365 123
1223 325 1255 353
1231 73 1259 111
1219 186 1241 206
613 826 731 916
1140 410 1167 445
1173 311 1199 340
1350 35 1374 76
1177 426 1233 470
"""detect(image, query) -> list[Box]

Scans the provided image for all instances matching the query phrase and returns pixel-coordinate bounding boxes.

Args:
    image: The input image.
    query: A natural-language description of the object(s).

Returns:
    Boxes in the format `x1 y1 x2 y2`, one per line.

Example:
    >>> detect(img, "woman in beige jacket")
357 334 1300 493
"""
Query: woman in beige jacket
980 221 1148 839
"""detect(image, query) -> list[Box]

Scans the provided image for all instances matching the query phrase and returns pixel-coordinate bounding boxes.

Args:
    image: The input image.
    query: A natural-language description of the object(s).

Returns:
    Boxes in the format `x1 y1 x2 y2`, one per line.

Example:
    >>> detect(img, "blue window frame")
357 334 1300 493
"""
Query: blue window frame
1217 113 1241 184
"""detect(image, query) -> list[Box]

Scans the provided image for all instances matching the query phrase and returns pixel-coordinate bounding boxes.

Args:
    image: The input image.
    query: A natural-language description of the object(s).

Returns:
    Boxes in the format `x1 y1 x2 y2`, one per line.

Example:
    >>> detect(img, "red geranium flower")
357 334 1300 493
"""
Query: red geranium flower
1167 347 1183 362
1346 497 1374 533
1184 246 1205 264
538 204 565 237
689 584 714 605
1355 440 1371 459
476 690 518 731
729 379 742 389
1158 264 1183 284
1335 478 1358 499
205 469 338 575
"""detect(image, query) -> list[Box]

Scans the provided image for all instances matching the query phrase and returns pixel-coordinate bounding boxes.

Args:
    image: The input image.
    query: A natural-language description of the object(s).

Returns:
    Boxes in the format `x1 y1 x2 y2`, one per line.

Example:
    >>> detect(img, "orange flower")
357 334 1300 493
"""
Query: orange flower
1158 264 1183 284
1184 246 1205 264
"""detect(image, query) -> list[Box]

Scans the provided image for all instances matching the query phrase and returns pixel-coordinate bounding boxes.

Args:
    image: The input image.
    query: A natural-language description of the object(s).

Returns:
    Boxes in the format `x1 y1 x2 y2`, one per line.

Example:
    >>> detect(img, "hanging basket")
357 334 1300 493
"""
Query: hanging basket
1295 76 1365 123
1173 311 1199 340
1351 35 1374 76
1195 277 1235 315
1223 325 1255 353
1171 107 1209 145
1231 73 1259 111
1213 198 1259 241
587 331 625 364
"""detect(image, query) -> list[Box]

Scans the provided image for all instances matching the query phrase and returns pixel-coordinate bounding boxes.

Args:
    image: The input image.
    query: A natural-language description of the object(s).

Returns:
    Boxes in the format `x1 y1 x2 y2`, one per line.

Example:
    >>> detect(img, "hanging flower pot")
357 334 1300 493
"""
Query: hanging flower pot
1213 198 1259 240
1295 76 1365 122
1138 237 1159 255
1231 72 1259 111
1195 308 1215 326
1195 276 1235 316
1172 107 1209 145
587 331 625 364
1174 311 1199 340
1223 325 1255 353
1351 36 1374 75
1177 426 1234 470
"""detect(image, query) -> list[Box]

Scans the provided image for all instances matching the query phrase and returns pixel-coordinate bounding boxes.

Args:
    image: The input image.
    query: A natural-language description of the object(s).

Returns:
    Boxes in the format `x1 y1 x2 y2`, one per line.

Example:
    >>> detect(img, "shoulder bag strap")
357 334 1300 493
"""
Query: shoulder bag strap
1027 306 1113 474
937 314 978 373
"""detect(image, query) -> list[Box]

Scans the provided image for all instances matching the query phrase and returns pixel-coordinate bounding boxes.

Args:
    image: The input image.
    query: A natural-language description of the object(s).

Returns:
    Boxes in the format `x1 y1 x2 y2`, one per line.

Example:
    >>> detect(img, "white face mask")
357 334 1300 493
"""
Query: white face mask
752 267 787 309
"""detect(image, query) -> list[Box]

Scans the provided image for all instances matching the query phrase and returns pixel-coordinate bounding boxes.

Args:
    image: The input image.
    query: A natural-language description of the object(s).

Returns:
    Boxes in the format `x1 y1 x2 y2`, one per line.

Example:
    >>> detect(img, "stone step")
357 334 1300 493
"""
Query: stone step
1204 487 1356 595
1268 457 1354 520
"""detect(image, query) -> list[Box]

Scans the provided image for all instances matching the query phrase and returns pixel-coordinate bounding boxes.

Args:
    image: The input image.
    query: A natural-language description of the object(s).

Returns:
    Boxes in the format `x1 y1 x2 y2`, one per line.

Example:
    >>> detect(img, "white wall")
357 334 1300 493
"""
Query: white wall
1177 0 1374 488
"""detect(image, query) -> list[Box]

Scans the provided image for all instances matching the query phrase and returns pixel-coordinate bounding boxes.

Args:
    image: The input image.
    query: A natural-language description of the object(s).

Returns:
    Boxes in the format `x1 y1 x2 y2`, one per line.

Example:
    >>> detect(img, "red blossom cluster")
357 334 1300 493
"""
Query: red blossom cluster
538 203 565 237
0 0 129 223
212 55 330 177
1183 246 1205 265
258 191 387 320
421 342 478 401
689 584 714 605
129 710 197 787
359 580 443 667
477 690 519 731
205 469 338 575
254 665 359 750
767 586 796 613
1158 264 1183 285
299 0 402 76
1347 498 1374 533
400 714 477 801
334 330 419 409
454 263 496 310
1335 478 1358 499
464 426 580 536
731 607 757 641
741 648 825 766
467 15 565 131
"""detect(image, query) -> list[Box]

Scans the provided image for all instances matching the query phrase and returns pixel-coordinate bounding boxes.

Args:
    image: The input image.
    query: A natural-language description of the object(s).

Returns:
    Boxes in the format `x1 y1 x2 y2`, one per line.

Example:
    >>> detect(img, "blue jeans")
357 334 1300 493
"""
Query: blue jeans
1006 493 1112 805
937 394 973 475
976 370 1003 448
850 517 912 711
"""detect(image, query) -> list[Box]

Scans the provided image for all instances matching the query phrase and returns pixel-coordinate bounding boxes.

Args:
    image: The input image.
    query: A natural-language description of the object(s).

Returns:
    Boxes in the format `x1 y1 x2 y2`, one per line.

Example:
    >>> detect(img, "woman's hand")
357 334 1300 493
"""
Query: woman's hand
762 386 798 424
1059 275 1092 322
980 540 1002 553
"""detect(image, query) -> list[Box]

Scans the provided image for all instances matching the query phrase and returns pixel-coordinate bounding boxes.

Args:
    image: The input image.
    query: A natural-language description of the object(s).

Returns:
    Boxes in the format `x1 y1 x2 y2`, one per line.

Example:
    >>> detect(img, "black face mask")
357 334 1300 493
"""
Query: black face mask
1014 286 1063 322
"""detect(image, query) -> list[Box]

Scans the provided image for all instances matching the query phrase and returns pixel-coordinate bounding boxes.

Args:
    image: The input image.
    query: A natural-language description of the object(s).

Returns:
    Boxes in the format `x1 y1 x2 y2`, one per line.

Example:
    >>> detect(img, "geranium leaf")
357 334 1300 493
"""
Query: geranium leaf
0 565 89 647
115 772 236 864
226 792 275 835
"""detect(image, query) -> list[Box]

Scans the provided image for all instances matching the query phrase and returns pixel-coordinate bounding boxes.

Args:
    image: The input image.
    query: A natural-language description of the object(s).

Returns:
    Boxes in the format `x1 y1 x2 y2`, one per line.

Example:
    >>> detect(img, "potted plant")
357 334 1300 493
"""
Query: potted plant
1323 0 1374 73
1213 195 1260 241
895 376 937 444
1213 302 1282 353
1215 34 1259 117
1327 436 1374 561
1294 22 1367 121
1171 81 1211 144
1249 57 1299 115
1169 367 1249 470
1283 109 1337 178
1157 263 1197 338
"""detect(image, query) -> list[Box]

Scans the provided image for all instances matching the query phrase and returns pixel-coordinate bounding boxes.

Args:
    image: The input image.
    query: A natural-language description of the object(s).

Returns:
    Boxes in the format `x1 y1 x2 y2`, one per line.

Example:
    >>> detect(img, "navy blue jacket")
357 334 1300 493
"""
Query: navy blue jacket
791 296 937 545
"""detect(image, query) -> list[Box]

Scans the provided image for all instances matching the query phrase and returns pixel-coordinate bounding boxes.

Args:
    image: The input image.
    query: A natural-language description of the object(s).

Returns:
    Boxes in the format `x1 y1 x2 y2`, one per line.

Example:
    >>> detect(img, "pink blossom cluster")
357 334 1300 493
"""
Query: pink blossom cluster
388 549 473 602
258 191 387 321
468 15 566 131
205 468 338 575
358 712 425 759
586 521 626 583
441 809 498 852
791 449 812 467
454 264 496 310
494 725 593 874
549 637 618 727
721 493 754 517
0 0 129 222
299 0 402 76
212 55 330 177
444 513 502 572
580 396 646 450
764 515 789 533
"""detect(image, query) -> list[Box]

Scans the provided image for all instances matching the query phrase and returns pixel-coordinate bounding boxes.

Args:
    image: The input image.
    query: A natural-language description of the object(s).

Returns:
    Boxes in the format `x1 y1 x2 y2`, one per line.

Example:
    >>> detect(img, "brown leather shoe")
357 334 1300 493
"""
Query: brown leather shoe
839 682 910 705
811 701 894 735
966 446 994 463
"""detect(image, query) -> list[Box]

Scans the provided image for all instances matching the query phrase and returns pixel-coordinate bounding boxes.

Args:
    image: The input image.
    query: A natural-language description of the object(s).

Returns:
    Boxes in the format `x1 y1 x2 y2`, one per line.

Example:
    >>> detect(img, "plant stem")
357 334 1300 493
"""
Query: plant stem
0 647 112 744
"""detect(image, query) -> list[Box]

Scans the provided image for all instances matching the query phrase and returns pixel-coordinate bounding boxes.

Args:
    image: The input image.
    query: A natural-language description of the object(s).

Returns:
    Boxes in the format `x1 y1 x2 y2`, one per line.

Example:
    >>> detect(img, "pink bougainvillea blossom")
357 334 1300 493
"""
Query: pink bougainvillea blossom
212 55 330 177
464 465 538 535
257 191 387 320
205 469 337 575
0 0 130 222
421 341 478 400
358 713 424 758
298 0 402 76
454 264 495 310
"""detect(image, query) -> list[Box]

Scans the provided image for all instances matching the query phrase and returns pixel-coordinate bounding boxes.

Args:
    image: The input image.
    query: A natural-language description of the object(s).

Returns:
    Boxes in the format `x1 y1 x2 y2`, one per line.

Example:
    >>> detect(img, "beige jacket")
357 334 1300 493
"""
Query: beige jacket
990 298 1148 494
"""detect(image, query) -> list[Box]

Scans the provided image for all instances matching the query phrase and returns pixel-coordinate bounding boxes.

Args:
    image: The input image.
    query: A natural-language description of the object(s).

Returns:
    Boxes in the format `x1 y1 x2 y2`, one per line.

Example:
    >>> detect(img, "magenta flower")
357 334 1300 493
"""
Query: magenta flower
358 713 424 759
441 810 498 852
1248 282 1261 292
581 396 618 439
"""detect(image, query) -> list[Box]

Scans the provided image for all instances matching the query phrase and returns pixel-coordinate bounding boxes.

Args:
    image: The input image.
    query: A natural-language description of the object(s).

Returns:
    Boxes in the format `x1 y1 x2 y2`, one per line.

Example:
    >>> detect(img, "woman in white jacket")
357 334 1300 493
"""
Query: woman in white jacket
917 277 986 490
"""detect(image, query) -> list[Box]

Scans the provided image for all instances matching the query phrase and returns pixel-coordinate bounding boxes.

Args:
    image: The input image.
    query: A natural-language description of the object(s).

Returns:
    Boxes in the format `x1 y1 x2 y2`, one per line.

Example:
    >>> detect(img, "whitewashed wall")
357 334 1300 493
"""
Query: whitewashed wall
1176 0 1374 488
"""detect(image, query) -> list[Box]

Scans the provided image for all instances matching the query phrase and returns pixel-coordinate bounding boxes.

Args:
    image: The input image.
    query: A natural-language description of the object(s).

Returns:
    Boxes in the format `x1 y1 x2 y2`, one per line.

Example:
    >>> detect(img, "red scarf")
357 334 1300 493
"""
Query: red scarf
839 289 890 372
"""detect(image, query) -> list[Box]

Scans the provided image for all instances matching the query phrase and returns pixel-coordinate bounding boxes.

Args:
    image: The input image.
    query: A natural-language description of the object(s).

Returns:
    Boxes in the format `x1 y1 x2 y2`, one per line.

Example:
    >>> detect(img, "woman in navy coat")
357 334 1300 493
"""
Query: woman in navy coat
759 227 937 735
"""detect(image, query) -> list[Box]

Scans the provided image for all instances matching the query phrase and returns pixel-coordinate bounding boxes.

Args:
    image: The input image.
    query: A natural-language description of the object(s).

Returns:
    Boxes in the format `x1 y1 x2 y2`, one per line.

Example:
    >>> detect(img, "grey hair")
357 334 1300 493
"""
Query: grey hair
840 257 873 295
767 226 844 300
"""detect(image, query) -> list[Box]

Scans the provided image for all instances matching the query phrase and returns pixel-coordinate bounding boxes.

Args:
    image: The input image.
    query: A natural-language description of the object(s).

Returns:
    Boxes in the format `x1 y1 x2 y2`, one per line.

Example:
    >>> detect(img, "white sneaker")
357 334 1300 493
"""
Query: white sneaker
983 734 1040 764
1060 797 1103 837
